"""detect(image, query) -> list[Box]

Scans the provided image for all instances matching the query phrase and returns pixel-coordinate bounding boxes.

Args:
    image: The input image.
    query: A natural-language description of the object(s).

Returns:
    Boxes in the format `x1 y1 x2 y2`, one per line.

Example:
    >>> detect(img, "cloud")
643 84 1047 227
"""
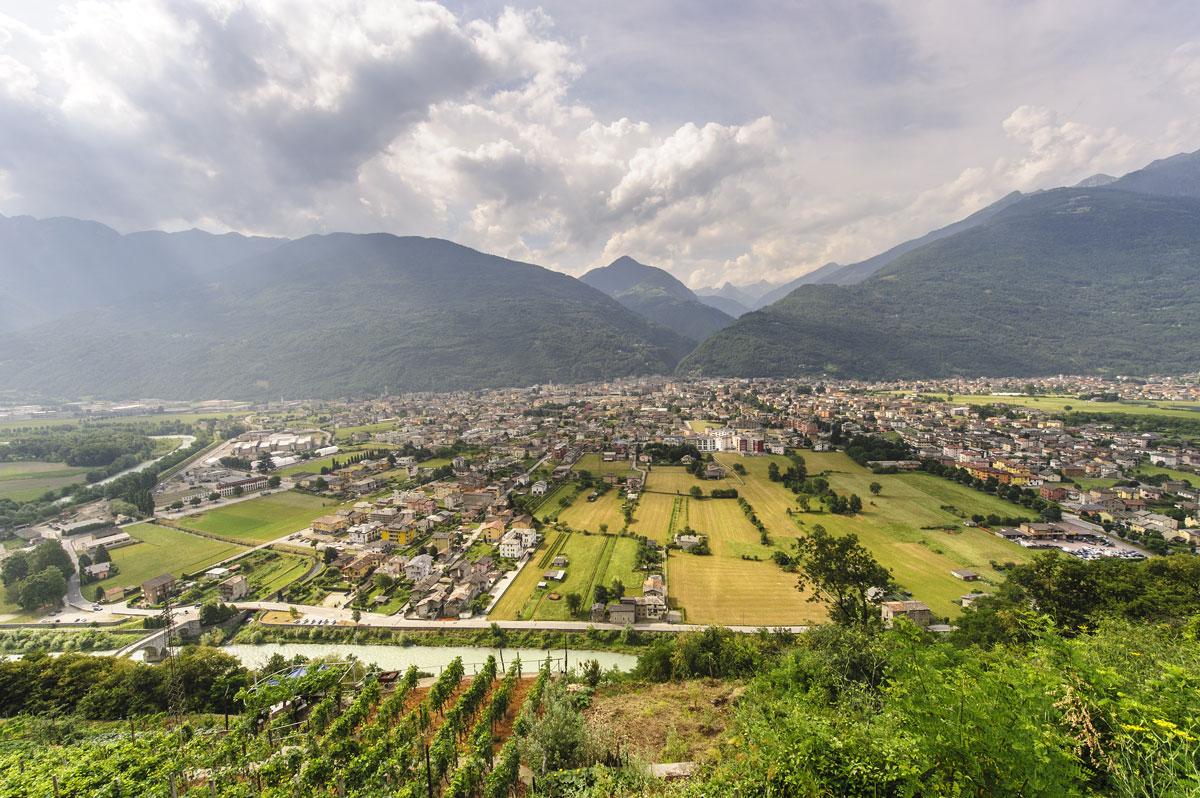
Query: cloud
0 0 1198 290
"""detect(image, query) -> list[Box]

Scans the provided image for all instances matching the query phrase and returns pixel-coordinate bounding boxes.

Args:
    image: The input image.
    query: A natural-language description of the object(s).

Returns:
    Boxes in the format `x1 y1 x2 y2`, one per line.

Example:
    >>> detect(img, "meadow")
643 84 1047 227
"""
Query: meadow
174 490 342 544
490 531 611 621
573 453 641 478
892 392 1200 421
94 523 246 596
557 489 626 533
722 451 1037 616
0 461 90 502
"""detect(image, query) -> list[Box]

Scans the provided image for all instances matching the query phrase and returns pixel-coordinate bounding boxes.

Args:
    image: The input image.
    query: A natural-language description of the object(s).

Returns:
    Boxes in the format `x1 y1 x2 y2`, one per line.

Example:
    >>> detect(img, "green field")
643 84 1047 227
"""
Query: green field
686 420 722 432
1135 464 1198 485
667 496 820 626
175 491 343 544
629 492 676 543
94 523 247 596
558 489 626 533
0 410 241 432
720 452 1036 617
643 465 710 495
490 532 614 621
532 483 579 521
573 453 640 478
892 392 1200 421
0 461 90 502
277 449 373 477
187 549 312 603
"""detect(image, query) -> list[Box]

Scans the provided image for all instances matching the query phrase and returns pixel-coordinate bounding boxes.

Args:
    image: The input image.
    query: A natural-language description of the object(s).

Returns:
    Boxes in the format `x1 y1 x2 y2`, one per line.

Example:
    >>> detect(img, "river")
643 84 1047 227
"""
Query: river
218 642 639 674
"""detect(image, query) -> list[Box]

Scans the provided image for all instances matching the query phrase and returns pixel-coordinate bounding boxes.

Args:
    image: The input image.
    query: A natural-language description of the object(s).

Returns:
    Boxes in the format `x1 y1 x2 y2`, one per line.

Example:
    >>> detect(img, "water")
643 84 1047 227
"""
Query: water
218 642 639 673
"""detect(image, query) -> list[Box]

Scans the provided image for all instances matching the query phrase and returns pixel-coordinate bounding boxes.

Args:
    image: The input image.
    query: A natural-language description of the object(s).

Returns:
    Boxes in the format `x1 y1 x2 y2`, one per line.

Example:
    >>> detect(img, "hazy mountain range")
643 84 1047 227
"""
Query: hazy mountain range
1 148 1198 398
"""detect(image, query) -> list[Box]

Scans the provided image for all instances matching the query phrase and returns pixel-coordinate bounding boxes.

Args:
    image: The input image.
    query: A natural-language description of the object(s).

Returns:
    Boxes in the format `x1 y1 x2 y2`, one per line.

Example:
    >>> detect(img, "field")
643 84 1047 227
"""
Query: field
1136 464 1198 485
0 461 90 502
187 548 312 603
573 453 640 478
0 410 241 432
892 392 1200 421
174 490 342 544
277 449 371 477
643 465 710 495
629 492 676 543
686 420 722 432
557 489 626 532
490 532 611 621
666 496 822 626
94 523 246 596
532 483 579 521
722 452 1037 616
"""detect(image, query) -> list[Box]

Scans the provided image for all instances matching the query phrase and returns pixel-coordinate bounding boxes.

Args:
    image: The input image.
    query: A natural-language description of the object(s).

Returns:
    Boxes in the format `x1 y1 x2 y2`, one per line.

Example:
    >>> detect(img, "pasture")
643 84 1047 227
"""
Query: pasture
0 461 89 502
490 532 612 621
557 489 625 533
889 392 1200 421
573 453 640 478
667 496 822 626
728 451 1037 616
629 492 676 543
174 490 341 544
94 523 246 596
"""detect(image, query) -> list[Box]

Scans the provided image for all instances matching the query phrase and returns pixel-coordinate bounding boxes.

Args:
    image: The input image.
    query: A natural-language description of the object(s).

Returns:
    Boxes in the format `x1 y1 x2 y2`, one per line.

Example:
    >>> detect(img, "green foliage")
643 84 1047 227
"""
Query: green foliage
634 626 762 682
682 188 1200 379
793 526 892 627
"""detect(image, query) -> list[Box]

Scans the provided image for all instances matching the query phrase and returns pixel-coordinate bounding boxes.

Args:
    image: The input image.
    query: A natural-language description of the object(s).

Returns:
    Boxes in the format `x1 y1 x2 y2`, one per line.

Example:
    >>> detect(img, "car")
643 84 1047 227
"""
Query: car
92 604 102 611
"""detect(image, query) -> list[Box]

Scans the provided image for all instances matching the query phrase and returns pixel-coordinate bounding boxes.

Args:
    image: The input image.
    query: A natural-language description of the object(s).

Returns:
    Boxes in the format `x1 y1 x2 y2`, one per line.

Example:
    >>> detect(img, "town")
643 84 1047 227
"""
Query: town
2 374 1197 649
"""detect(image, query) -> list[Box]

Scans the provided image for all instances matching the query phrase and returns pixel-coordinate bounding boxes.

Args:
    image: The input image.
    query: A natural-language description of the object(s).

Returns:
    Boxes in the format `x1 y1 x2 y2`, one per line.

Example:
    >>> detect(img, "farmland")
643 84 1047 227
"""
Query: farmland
93 523 246 596
174 490 343 544
0 461 90 502
890 392 1200 421
491 531 611 621
667 495 822 626
716 451 1037 616
557 488 626 532
573 453 640 478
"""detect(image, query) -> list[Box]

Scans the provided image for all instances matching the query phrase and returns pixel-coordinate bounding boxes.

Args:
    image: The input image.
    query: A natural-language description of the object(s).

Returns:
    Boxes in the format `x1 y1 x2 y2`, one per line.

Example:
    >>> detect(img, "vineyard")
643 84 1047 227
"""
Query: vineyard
0 657 554 798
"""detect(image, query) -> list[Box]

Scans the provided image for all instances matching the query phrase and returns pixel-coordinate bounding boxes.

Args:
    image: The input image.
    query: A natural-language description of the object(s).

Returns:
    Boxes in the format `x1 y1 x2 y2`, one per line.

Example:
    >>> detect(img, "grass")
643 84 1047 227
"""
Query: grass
892 392 1200 421
558 489 625 533
599 536 642 596
532 483 579 521
0 461 90 502
0 411 240 432
629 493 676 543
94 523 246 596
1135 464 1198 485
490 532 615 621
174 490 343 544
188 549 312 603
666 496 821 626
643 466 710 495
277 449 372 477
686 420 723 432
573 453 640 478
588 680 737 763
750 452 1037 617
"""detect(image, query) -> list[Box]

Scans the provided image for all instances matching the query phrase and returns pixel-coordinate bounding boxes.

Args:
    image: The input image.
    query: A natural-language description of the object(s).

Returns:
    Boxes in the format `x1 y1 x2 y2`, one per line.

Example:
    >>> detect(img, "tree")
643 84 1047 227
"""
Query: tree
207 492 220 502
869 482 882 496
593 584 609 605
610 578 626 598
489 622 508 670
94 585 106 602
267 475 282 488
16 567 67 611
314 477 328 491
257 452 275 472
689 486 703 499
849 494 863 514
565 592 583 617
1 554 29 587
768 462 781 481
351 608 361 623
322 547 339 565
793 526 891 627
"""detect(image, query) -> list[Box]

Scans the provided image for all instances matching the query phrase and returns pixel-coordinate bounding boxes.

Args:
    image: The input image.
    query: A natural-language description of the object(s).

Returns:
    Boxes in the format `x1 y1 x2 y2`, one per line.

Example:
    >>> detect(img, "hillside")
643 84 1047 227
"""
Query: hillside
0 235 693 399
0 214 284 331
581 256 734 342
679 188 1200 379
695 292 750 317
1110 148 1200 197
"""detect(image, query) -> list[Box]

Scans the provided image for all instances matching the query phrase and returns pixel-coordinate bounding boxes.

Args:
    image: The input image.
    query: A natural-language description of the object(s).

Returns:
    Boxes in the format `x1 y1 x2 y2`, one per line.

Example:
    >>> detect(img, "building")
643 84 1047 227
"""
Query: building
84 561 113 580
312 515 350 534
215 475 268 498
880 600 933 628
142 574 176 604
381 525 418 545
498 530 526 560
218 574 249 601
405 554 434 582
531 480 549 497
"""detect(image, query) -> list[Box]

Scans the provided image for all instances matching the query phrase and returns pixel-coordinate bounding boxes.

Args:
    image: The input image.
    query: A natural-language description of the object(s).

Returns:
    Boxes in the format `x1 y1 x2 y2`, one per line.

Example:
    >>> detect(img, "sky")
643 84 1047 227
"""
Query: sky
1 1 1199 289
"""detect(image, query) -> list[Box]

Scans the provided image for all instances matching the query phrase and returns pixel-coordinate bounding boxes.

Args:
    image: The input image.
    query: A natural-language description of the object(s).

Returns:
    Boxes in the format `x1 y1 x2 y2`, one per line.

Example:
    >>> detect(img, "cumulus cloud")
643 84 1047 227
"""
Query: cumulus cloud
0 0 1199 289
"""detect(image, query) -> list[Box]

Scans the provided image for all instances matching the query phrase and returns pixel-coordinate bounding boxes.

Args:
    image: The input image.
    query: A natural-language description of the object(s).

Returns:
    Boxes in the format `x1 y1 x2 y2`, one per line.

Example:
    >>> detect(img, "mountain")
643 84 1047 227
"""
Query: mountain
695 293 750 317
581 256 734 343
0 213 284 331
1109 149 1200 198
680 187 1200 380
0 234 693 399
752 262 847 308
1075 173 1118 187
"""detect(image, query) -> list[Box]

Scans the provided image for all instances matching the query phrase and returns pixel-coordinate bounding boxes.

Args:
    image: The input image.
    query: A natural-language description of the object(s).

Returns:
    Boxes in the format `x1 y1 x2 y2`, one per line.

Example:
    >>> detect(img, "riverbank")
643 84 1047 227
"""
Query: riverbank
229 617 662 654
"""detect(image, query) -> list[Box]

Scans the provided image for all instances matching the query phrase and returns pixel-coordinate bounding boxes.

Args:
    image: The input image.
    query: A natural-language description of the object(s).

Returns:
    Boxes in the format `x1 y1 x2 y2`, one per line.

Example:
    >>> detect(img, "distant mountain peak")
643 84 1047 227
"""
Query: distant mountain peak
1075 173 1117 187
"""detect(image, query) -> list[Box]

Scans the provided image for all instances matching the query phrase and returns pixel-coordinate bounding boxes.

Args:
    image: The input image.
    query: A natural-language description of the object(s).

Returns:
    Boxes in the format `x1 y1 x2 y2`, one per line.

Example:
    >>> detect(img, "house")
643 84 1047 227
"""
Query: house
215 475 268 498
880 600 933 628
704 463 726 480
950 569 980 582
141 574 176 604
381 525 418 545
531 480 549 497
312 515 349 534
84 561 113 580
218 574 249 601
498 531 525 560
543 569 567 582
348 523 381 545
343 552 384 581
674 533 703 551
404 554 434 582
607 602 636 626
